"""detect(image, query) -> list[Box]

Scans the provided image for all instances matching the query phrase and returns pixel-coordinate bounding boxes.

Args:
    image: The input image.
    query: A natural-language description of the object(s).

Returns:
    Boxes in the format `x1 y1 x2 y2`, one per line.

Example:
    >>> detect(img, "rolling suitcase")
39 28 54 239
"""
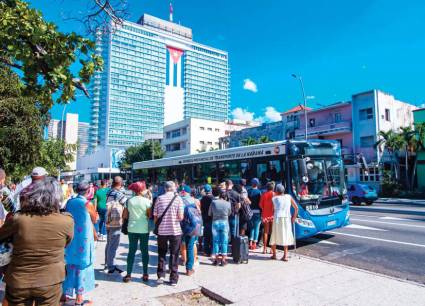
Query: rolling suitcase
232 214 249 264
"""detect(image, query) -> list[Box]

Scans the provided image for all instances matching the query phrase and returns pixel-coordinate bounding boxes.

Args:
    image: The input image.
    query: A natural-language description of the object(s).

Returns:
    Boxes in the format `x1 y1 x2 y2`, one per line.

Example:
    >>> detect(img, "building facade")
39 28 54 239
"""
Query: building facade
413 108 425 190
163 118 255 157
89 14 230 152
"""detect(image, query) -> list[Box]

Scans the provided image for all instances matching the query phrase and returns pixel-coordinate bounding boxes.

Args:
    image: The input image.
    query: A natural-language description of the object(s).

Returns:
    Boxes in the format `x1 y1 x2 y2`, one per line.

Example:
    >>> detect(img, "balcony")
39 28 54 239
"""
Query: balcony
295 120 352 137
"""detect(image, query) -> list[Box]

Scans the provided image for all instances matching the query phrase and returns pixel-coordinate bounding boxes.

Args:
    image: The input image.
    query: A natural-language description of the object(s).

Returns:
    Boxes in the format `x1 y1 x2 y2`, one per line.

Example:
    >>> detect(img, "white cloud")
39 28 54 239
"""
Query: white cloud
232 106 281 123
243 78 258 93
232 107 255 121
264 106 281 122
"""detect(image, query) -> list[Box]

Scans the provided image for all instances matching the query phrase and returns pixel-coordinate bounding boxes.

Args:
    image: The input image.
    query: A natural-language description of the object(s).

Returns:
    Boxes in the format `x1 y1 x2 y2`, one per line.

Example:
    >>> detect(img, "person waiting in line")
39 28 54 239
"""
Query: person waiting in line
248 178 262 250
63 181 96 305
233 184 251 236
122 181 151 283
105 176 127 274
209 187 232 266
225 179 242 242
0 177 74 306
270 184 298 261
94 179 110 241
259 181 275 254
154 181 184 286
181 185 203 276
200 184 214 256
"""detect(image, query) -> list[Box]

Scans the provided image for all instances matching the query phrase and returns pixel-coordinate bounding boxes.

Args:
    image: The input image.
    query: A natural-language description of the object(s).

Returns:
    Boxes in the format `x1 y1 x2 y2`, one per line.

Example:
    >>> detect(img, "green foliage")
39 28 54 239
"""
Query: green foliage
0 65 76 180
0 0 103 111
119 141 165 170
0 64 43 179
241 136 273 146
38 139 77 177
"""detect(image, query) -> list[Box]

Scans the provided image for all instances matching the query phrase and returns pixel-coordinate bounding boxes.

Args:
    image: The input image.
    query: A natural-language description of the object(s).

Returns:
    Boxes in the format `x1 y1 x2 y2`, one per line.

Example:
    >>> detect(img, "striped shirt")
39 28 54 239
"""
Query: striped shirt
154 192 184 236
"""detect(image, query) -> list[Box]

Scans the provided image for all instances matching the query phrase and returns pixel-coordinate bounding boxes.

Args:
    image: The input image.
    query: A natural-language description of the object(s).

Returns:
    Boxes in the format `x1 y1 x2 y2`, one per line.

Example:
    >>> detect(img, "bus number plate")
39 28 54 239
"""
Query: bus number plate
327 220 336 227
306 205 319 211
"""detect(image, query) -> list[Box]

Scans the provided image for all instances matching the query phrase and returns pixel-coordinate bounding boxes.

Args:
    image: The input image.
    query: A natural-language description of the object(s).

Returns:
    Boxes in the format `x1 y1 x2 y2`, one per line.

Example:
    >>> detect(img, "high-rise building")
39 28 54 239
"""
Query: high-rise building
47 113 90 170
89 13 230 152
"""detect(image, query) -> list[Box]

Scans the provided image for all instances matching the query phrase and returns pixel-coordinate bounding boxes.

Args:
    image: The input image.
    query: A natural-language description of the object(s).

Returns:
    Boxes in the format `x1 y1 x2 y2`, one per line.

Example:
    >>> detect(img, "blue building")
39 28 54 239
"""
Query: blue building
89 14 230 151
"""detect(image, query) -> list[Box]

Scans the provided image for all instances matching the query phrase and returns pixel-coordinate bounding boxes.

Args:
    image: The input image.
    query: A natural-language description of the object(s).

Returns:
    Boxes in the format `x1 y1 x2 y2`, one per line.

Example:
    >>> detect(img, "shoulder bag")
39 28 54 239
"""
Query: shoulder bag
153 195 177 236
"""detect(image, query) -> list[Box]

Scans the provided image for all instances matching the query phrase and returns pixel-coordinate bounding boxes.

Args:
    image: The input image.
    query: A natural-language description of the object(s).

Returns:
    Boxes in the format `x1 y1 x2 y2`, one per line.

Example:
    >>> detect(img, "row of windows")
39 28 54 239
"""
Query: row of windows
111 48 165 63
109 96 162 108
308 113 343 127
359 108 373 120
110 56 165 73
165 127 188 139
190 46 227 59
360 167 380 182
111 43 165 59
199 141 219 145
111 79 162 92
122 25 158 38
110 85 163 97
110 73 164 86
185 59 228 74
199 126 221 132
110 64 166 77
114 30 161 45
185 66 229 82
185 76 229 90
109 90 163 101
165 142 187 152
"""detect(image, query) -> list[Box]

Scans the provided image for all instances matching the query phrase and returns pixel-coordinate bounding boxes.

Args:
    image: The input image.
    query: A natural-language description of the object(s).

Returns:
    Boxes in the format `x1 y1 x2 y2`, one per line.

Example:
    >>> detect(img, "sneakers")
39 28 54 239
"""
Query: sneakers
157 277 165 284
170 281 177 287
108 267 123 274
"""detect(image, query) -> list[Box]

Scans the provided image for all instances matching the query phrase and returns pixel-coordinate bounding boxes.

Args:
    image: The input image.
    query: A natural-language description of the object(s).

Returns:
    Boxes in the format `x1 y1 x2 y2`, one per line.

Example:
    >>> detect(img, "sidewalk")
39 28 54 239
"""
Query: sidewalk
376 198 425 206
85 235 425 306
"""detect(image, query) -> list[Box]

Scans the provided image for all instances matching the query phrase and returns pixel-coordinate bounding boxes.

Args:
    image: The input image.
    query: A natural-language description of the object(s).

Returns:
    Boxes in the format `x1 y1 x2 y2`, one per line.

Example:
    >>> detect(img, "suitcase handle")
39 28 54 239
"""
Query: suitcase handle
234 214 239 238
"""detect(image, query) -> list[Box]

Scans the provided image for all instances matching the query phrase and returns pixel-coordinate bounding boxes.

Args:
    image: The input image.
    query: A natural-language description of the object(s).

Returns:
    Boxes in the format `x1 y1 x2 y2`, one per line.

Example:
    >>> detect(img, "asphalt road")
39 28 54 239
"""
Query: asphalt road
295 200 425 285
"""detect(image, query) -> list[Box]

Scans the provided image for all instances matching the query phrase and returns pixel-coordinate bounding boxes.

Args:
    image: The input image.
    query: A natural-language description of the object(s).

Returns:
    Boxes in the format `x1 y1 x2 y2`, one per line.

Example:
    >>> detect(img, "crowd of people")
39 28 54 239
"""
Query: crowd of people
0 166 298 305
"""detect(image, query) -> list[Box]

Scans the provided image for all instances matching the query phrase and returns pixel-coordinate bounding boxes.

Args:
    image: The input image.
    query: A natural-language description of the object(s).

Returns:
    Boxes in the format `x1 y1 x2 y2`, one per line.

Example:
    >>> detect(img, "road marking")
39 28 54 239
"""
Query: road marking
304 237 339 245
322 246 371 260
380 216 410 221
327 231 425 248
346 224 387 231
351 218 425 229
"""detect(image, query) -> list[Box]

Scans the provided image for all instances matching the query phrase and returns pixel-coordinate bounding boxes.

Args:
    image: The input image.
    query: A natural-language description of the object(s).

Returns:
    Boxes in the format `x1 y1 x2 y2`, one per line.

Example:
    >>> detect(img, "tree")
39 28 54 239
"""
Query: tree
241 137 258 146
399 126 416 189
0 0 103 112
0 64 44 179
375 130 403 182
411 122 425 189
38 139 77 177
119 141 165 170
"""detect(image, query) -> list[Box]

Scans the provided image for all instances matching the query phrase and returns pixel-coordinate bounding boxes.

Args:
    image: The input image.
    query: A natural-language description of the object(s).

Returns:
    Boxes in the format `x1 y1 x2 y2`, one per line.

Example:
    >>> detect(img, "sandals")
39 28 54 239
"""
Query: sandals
270 255 277 260
75 301 93 306
281 257 289 262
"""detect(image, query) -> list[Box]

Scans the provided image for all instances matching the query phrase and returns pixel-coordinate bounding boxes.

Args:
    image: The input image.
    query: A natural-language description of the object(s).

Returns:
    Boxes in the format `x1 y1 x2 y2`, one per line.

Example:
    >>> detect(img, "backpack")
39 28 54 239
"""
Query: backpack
106 200 123 228
240 199 253 221
182 204 203 237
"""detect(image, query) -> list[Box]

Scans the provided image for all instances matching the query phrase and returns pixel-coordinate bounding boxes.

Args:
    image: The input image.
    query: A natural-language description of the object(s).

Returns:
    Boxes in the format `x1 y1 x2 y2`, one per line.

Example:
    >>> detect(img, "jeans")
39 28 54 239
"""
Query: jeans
157 235 182 283
127 232 149 275
184 235 197 271
212 220 229 255
202 222 212 256
105 227 121 270
97 208 107 236
228 215 237 241
249 213 261 242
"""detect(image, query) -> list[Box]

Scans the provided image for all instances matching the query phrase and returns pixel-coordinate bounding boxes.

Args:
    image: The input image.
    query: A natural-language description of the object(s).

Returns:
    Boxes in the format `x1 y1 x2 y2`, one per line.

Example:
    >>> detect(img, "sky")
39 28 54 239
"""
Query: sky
30 0 425 123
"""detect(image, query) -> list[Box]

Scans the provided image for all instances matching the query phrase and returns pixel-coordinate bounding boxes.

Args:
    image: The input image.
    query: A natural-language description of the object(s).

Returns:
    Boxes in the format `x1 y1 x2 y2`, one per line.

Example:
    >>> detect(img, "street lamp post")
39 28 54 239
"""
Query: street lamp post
292 74 308 140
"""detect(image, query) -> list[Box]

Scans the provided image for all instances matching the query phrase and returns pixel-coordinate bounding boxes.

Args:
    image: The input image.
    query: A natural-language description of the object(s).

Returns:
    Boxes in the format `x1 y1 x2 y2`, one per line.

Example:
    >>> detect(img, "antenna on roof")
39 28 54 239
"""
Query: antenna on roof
169 2 173 22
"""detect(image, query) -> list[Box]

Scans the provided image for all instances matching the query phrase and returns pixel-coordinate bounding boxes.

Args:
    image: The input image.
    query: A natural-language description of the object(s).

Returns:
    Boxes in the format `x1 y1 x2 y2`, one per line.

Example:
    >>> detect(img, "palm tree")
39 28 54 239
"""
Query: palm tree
411 122 425 189
399 127 416 189
375 130 403 182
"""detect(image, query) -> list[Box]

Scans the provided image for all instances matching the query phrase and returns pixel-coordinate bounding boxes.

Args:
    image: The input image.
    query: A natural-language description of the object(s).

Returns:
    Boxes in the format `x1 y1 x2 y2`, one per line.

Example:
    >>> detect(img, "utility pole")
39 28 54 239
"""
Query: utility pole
292 74 308 140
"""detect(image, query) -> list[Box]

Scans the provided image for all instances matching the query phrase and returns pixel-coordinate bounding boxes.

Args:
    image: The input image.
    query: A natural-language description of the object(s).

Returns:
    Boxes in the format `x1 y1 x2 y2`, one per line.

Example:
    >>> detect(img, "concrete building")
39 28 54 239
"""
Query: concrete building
47 113 80 170
89 13 230 152
163 118 255 157
78 122 90 157
219 121 284 149
224 90 417 190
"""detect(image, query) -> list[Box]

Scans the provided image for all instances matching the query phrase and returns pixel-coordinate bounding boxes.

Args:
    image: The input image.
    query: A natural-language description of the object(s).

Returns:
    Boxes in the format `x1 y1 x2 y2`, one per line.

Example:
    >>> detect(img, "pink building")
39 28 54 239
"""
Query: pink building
282 102 354 163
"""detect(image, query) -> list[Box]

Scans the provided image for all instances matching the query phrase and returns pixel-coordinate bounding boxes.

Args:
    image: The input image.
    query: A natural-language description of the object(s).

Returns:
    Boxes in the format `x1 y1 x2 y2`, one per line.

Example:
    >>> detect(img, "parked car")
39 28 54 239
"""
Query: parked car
348 184 378 205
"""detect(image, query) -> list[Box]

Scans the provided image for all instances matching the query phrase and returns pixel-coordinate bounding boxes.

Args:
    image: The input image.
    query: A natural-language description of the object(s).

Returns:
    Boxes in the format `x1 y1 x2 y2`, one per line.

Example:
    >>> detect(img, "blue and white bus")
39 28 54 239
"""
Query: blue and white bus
132 140 350 239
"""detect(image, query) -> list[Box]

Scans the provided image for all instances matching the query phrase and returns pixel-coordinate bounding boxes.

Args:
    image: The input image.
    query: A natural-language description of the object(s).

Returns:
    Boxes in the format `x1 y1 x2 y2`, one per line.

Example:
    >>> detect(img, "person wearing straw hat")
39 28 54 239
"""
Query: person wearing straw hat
269 184 298 261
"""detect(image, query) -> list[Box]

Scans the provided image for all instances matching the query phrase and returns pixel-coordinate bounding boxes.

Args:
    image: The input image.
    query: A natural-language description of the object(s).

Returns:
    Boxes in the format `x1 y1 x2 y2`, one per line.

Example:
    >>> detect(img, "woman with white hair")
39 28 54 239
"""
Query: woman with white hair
270 184 298 261
0 177 74 305
63 181 96 305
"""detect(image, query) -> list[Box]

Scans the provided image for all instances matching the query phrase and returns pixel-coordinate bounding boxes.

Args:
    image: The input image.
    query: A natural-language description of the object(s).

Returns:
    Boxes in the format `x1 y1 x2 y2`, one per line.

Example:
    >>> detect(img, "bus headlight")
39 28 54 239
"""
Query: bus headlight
345 210 350 221
296 218 316 228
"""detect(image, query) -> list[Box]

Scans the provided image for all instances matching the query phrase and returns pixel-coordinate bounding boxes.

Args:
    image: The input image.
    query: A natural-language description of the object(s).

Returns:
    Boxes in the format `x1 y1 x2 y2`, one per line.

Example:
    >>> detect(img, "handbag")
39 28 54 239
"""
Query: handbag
153 195 177 236
241 200 253 221
0 241 13 267
121 218 129 235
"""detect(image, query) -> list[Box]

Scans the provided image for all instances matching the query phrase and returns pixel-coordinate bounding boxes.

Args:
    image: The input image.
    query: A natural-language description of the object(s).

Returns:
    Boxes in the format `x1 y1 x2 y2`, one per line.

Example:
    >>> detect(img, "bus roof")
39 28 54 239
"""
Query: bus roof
132 139 338 170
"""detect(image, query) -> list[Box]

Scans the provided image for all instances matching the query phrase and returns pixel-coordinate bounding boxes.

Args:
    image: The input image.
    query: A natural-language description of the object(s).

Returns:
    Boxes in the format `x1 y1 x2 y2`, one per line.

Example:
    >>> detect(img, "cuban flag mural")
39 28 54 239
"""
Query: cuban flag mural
164 46 185 125
166 46 184 88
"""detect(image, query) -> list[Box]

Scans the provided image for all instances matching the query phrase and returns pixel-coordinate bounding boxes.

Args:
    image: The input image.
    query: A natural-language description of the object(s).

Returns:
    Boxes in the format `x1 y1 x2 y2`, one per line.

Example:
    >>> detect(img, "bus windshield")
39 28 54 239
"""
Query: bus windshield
291 157 345 201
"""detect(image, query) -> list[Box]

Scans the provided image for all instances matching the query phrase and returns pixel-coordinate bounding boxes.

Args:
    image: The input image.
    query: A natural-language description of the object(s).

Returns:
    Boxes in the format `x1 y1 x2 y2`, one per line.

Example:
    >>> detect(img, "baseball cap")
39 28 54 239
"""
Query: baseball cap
179 185 192 194
31 167 48 177
204 184 212 193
